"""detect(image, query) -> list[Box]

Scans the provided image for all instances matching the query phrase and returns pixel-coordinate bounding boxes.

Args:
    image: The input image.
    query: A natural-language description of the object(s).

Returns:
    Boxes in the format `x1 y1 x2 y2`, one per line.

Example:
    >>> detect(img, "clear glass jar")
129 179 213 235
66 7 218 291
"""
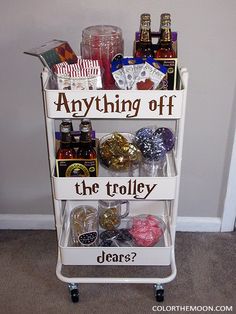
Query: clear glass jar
80 25 124 89
70 205 98 247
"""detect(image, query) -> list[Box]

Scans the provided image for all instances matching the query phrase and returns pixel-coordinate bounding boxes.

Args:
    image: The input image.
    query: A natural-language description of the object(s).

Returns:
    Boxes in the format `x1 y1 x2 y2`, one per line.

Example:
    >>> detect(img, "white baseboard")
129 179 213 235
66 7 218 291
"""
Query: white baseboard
176 216 221 232
0 214 55 230
0 214 222 232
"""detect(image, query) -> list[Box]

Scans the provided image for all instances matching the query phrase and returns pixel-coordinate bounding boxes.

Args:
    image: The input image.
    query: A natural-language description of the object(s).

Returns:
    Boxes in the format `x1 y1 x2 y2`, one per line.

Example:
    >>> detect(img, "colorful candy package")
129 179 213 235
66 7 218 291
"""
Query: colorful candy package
131 57 167 90
111 59 127 90
122 57 144 89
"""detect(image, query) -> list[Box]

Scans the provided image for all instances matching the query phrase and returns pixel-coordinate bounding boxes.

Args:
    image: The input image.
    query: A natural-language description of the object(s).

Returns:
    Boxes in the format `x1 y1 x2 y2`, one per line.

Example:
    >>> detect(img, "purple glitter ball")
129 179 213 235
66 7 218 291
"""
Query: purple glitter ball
135 127 153 145
151 134 166 160
135 127 166 161
155 128 175 152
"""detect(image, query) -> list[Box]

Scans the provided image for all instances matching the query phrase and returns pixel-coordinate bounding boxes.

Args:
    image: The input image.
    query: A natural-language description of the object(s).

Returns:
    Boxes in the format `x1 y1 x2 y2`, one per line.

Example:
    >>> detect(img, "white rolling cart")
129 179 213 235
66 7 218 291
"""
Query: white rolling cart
41 66 188 303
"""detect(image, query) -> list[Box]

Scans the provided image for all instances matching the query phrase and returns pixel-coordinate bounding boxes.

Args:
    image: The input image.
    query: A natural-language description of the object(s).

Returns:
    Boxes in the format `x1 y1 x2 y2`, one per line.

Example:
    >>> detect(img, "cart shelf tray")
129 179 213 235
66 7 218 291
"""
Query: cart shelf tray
59 201 172 266
52 151 177 200
43 68 185 120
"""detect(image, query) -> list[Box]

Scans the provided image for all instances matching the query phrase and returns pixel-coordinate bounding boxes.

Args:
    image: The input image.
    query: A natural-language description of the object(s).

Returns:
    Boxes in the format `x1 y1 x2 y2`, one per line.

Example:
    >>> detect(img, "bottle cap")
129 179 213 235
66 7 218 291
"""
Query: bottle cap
161 13 171 21
60 124 71 133
160 13 171 27
80 123 90 133
140 13 151 21
80 118 92 132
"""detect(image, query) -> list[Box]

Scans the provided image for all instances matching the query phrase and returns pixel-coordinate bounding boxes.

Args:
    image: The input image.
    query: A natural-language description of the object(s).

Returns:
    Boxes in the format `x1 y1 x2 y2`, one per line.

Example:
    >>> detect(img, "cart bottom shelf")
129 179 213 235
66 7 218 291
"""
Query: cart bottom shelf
59 204 172 266
56 247 177 284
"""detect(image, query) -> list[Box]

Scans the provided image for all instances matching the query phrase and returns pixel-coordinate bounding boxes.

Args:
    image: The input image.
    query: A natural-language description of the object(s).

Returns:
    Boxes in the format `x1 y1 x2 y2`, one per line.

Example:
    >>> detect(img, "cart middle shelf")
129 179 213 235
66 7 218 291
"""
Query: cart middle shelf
52 150 178 200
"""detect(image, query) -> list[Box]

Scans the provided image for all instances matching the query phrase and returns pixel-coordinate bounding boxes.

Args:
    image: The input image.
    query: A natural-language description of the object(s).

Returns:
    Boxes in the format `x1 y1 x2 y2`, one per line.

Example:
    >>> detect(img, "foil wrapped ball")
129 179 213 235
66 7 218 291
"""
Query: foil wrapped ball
135 127 166 161
155 127 175 152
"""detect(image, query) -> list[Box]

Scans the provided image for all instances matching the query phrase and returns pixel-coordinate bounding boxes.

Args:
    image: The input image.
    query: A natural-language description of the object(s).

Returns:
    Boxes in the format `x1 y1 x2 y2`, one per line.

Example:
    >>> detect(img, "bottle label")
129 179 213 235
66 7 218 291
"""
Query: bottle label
56 159 98 177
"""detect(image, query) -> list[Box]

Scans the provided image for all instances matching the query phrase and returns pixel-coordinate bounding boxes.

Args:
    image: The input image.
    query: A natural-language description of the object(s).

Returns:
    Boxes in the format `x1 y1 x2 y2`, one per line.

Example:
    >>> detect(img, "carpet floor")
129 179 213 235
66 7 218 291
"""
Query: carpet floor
0 230 235 314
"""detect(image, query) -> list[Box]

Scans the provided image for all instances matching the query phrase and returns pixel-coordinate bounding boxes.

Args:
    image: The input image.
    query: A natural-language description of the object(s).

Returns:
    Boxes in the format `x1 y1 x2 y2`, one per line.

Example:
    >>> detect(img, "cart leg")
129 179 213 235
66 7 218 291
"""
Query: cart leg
68 283 79 303
154 284 164 302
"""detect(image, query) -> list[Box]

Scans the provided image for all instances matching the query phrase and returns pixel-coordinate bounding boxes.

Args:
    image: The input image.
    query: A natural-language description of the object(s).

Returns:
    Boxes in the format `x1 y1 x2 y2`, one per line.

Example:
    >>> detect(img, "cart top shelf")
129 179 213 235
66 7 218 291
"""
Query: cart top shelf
42 68 187 120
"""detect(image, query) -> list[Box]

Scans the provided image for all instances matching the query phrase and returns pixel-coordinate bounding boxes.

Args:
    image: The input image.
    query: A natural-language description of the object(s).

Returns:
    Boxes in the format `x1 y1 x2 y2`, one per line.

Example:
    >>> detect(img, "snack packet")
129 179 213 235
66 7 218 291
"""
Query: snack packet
131 57 167 90
122 57 144 89
70 70 89 90
111 59 127 90
54 65 71 90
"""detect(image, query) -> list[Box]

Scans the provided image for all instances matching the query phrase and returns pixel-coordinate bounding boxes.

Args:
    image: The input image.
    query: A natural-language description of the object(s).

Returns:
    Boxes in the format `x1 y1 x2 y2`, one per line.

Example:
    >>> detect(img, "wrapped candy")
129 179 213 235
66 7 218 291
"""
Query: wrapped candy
129 215 165 247
99 132 141 171
99 228 133 247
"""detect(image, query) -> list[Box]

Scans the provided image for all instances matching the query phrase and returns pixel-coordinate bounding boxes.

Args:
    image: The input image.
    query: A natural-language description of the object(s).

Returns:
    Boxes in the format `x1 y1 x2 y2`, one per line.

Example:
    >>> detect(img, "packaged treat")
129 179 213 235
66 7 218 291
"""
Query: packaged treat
99 228 133 247
87 67 102 89
24 39 78 70
76 59 103 89
122 57 144 89
55 66 71 90
70 70 89 90
52 59 102 90
131 57 167 90
111 59 127 90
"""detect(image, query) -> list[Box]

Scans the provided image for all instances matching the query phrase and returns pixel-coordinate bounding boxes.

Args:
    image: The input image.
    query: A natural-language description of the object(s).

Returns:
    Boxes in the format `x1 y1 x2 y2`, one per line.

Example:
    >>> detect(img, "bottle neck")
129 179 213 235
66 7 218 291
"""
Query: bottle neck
160 23 172 44
60 132 72 149
140 29 151 43
140 19 152 43
79 130 92 145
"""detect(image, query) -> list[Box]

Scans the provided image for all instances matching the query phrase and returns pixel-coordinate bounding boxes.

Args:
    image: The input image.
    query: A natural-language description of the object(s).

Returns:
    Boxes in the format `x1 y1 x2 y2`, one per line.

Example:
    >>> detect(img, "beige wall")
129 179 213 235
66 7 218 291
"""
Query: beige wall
0 0 236 218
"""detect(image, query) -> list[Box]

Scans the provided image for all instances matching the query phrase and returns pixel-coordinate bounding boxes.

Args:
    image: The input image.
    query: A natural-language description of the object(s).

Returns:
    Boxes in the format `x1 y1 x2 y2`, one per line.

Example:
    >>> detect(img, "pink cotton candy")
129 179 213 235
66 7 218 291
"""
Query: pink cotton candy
129 215 164 247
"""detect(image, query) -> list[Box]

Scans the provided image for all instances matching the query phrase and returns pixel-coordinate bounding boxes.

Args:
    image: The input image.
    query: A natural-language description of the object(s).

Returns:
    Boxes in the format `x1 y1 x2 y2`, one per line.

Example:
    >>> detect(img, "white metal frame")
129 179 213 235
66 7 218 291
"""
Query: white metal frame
41 68 188 288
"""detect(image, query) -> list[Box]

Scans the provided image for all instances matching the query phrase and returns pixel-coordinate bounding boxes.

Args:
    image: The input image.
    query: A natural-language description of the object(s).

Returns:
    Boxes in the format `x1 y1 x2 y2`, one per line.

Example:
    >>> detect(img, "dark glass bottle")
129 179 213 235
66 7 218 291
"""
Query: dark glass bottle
77 122 97 160
62 119 76 143
79 118 92 136
135 13 153 58
155 13 176 58
56 122 76 159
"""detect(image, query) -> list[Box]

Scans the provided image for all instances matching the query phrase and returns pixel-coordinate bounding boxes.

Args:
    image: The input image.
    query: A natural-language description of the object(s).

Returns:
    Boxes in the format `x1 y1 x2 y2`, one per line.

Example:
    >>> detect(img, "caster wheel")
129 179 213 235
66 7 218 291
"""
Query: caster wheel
155 289 164 302
70 289 79 303
68 283 79 303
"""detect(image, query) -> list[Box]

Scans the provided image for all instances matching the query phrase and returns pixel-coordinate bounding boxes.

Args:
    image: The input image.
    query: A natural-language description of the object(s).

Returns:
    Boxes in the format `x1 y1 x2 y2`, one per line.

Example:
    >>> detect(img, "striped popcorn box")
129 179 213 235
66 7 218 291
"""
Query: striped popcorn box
55 66 71 90
86 68 100 90
70 70 89 90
